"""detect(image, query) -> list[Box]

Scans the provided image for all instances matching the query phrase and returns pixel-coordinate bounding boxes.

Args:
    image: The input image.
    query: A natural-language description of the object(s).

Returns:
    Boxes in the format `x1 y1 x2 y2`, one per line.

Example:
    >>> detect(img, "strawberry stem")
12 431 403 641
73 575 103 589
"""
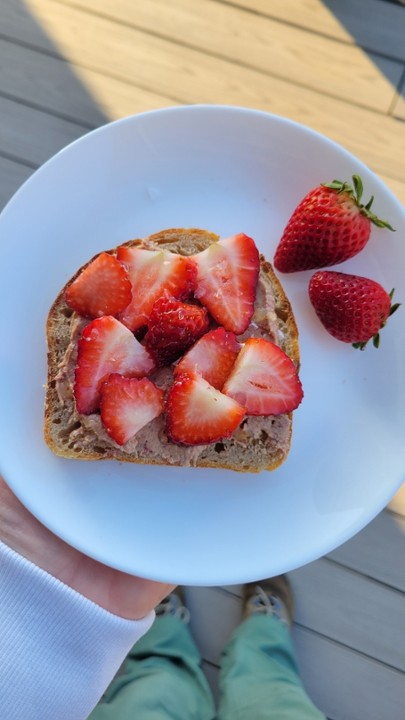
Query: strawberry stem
352 174 363 203
322 175 395 231
388 288 401 318
389 302 401 317
352 288 400 350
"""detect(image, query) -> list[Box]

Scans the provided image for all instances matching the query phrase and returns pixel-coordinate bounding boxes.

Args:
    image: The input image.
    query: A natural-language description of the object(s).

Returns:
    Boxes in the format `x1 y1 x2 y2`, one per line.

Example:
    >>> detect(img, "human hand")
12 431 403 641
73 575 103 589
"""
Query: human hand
0 475 175 620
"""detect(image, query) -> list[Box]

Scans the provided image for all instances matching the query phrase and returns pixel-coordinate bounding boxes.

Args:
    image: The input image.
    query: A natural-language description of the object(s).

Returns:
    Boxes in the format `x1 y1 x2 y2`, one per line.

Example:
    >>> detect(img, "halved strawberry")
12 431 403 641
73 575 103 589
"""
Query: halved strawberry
74 316 155 414
65 252 132 318
192 233 260 335
166 372 245 446
117 246 196 331
174 327 241 389
144 293 210 366
223 338 303 415
100 374 164 446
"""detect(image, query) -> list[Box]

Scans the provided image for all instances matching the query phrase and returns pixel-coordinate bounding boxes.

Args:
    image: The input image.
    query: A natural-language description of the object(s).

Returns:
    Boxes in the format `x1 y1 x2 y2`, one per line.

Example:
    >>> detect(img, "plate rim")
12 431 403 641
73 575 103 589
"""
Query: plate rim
1 104 404 584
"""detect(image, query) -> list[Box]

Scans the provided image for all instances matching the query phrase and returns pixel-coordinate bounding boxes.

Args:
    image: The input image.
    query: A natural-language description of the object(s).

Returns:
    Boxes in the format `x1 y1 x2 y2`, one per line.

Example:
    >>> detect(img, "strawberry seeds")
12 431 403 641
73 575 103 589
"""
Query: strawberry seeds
65 233 303 447
273 174 399 349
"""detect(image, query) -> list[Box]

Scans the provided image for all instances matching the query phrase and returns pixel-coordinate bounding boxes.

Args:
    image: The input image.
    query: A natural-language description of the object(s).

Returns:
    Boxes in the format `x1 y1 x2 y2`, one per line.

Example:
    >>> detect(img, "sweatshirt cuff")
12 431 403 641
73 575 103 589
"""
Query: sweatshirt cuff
0 540 155 720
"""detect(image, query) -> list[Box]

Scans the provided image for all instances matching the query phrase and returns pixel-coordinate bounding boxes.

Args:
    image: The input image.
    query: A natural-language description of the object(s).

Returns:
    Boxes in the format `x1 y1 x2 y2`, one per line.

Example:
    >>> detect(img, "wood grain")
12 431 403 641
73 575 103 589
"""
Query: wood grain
0 156 33 209
51 0 403 112
328 509 405 590
5 0 405 182
220 0 405 61
185 585 405 720
0 96 86 166
0 37 177 126
1 1 404 716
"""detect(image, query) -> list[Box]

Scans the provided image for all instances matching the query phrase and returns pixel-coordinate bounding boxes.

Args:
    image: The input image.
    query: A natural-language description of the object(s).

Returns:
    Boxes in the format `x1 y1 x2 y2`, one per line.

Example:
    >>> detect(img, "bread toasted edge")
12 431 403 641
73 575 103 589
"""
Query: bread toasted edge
44 228 300 472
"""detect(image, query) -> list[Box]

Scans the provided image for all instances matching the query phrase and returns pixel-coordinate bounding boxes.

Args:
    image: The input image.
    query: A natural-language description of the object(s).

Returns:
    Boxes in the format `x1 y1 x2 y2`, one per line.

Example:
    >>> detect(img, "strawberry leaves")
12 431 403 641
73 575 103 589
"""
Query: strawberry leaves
322 175 395 231
274 174 395 273
275 175 399 351
309 271 399 350
352 288 401 350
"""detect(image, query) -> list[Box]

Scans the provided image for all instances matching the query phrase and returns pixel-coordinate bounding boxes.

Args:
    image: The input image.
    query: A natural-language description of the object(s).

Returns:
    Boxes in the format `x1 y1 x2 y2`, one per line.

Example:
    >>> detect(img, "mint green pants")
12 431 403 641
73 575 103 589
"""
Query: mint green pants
89 614 325 719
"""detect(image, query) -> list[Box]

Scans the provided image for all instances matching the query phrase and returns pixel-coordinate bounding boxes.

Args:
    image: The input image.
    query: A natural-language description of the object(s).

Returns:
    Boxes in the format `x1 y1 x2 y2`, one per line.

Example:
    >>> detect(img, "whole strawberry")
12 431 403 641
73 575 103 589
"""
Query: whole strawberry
308 271 400 349
274 175 394 273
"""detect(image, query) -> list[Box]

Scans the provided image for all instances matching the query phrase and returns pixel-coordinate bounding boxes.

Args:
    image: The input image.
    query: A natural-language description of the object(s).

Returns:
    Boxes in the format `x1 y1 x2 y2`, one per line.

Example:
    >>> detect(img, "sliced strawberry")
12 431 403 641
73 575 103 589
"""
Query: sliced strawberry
100 374 164 446
192 233 260 335
174 327 241 389
117 246 196 331
74 316 155 415
65 252 132 318
223 338 303 415
144 293 210 366
166 372 245 446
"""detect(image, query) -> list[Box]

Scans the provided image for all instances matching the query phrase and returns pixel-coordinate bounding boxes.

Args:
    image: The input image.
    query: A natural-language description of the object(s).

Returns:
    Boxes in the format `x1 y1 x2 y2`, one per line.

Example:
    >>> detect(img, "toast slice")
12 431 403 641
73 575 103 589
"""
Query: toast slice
45 228 300 472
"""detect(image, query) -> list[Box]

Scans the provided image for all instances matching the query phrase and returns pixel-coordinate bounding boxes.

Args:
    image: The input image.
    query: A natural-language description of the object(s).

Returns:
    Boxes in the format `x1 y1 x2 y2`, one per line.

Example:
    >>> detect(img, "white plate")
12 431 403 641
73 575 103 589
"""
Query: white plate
0 106 404 585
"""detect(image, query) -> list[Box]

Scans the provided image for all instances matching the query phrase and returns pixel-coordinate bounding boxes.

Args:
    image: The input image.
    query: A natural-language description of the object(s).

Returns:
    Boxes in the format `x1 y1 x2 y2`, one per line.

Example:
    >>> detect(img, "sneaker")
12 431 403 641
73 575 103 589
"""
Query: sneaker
155 590 190 623
243 575 294 627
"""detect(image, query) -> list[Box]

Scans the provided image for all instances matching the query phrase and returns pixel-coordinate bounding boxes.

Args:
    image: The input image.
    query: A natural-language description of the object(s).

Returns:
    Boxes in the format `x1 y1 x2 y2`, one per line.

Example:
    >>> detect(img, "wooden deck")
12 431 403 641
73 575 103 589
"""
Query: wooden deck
1 0 404 717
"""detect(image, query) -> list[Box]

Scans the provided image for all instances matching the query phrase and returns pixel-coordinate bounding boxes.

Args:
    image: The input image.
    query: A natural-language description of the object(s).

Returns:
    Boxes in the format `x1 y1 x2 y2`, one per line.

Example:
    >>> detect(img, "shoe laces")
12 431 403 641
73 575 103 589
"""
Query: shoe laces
246 585 290 625
156 593 190 624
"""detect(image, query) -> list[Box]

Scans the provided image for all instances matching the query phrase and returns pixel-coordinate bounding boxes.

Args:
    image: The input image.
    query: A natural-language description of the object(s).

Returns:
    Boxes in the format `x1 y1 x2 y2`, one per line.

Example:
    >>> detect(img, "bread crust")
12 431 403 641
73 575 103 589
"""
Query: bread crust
45 228 300 472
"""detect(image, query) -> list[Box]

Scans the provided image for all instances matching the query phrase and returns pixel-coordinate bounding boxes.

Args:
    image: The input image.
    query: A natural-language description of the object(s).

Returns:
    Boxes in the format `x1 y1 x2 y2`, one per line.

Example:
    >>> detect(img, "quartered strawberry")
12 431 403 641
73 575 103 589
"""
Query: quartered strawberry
143 293 210 366
74 316 155 414
117 246 197 331
192 233 260 335
308 270 400 349
174 327 241 389
166 372 245 446
223 338 303 415
65 252 132 318
274 175 394 273
100 374 164 446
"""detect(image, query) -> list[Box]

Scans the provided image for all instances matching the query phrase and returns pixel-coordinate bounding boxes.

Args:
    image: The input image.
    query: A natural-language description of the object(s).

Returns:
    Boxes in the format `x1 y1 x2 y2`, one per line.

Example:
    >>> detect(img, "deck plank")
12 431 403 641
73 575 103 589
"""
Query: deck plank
0 37 104 127
0 156 33 210
50 0 403 113
388 482 405 517
0 96 86 166
0 37 177 126
327 509 405 590
289 558 405 670
293 625 405 720
186 566 405 671
220 0 405 62
2 0 405 182
378 172 405 206
392 83 405 120
185 586 405 720
1 2 404 717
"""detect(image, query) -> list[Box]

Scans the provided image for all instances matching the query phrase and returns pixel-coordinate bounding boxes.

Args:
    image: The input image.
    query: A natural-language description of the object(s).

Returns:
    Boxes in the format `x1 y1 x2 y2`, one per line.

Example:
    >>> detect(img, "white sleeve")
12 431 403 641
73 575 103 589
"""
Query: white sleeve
0 540 155 720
